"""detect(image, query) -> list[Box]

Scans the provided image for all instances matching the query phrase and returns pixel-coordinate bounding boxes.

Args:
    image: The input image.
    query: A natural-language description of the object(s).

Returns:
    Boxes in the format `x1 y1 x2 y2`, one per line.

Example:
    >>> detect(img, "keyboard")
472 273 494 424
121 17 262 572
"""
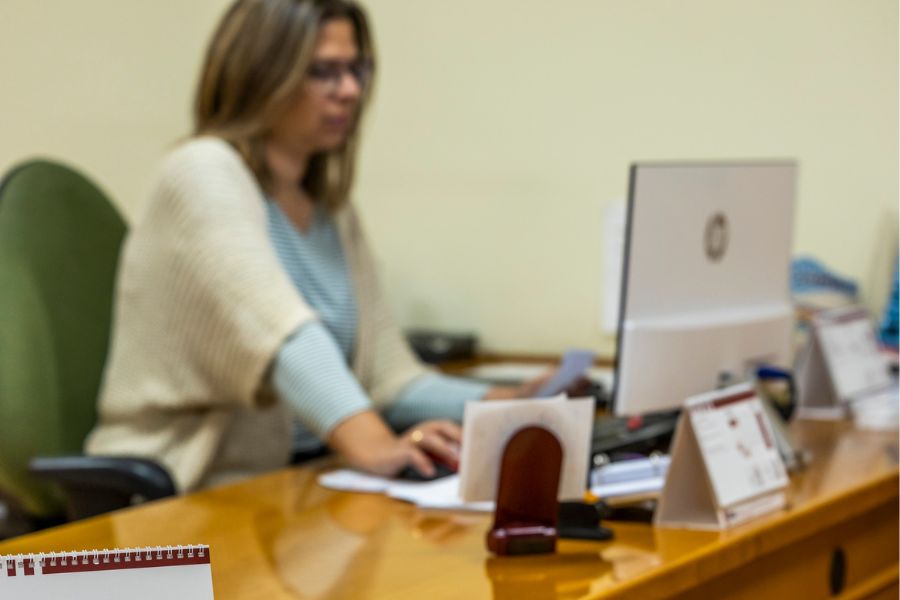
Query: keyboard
591 411 679 462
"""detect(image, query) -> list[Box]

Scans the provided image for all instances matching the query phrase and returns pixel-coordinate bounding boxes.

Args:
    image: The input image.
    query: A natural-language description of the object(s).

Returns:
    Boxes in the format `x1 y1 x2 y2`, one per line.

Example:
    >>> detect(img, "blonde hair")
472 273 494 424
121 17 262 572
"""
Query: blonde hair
193 0 374 210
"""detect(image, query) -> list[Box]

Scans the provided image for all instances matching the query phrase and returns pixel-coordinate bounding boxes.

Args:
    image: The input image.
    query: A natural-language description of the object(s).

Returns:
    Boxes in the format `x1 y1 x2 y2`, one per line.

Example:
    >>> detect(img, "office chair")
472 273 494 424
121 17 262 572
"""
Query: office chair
0 159 175 529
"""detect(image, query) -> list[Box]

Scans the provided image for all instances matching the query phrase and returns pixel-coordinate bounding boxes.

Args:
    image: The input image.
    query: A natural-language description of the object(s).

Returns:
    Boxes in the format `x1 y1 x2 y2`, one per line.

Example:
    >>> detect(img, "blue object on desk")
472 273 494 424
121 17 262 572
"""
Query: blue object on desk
756 364 796 421
880 259 899 350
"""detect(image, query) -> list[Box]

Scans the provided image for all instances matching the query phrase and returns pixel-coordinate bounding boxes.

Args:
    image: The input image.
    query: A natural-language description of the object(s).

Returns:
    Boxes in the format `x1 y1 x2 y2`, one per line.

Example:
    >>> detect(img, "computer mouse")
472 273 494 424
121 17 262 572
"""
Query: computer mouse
396 461 457 482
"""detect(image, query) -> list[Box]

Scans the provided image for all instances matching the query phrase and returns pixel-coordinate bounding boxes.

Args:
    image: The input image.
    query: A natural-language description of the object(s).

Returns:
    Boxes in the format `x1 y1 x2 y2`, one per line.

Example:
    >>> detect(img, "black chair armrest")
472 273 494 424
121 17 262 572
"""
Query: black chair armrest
29 455 176 521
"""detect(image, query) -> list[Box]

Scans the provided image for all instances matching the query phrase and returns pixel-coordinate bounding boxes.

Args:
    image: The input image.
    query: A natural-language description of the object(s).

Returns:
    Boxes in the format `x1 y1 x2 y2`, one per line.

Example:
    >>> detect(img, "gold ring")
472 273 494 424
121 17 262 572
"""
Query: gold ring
410 430 424 445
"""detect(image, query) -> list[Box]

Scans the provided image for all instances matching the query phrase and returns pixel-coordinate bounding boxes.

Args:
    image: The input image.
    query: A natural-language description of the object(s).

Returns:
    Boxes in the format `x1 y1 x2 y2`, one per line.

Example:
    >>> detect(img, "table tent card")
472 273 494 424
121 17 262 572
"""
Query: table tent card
655 383 789 530
0 546 214 599
796 306 893 419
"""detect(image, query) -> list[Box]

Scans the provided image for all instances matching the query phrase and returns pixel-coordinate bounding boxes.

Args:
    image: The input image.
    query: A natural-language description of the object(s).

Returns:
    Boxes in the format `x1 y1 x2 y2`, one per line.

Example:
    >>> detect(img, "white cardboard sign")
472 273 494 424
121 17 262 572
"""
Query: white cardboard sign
797 306 892 419
655 383 789 530
458 397 594 502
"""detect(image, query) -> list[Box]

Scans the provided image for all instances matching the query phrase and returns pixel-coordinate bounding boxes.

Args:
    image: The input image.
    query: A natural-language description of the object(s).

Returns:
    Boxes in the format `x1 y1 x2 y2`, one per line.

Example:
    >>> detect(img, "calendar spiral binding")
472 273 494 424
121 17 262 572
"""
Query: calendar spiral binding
1 545 210 577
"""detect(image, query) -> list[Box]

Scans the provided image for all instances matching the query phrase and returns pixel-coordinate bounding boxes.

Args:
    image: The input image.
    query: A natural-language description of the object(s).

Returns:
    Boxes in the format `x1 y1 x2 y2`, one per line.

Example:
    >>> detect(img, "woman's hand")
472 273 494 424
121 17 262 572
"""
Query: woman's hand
327 411 462 478
398 420 462 476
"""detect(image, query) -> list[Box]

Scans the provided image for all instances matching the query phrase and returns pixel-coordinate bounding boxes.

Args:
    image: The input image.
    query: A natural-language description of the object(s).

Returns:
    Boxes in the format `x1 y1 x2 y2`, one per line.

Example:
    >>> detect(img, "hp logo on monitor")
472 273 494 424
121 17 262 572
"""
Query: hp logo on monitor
705 212 728 262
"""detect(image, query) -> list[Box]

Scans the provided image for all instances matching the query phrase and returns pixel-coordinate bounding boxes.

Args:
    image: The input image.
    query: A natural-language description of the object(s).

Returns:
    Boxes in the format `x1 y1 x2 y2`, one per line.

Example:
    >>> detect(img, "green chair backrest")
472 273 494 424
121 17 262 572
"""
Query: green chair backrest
0 160 126 517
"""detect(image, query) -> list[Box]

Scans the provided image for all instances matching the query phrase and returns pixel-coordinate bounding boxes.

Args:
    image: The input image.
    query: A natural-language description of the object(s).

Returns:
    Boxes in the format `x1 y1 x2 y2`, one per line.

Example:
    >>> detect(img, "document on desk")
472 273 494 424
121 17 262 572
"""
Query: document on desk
387 477 494 512
317 471 494 513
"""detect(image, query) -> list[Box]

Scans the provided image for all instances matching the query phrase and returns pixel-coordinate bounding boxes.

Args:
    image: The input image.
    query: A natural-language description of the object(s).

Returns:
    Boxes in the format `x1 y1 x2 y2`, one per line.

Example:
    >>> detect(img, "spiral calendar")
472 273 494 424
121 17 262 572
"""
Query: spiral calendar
0 545 214 599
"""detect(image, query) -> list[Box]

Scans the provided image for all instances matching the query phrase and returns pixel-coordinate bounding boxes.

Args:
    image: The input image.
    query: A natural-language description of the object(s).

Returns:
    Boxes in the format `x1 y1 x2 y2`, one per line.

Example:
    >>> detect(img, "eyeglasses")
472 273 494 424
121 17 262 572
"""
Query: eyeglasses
305 59 373 95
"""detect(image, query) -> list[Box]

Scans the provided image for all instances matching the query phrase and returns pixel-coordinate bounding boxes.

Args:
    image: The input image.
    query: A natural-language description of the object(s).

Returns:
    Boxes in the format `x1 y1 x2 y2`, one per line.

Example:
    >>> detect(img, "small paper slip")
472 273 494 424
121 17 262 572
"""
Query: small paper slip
535 349 596 397
0 546 214 599
317 471 494 512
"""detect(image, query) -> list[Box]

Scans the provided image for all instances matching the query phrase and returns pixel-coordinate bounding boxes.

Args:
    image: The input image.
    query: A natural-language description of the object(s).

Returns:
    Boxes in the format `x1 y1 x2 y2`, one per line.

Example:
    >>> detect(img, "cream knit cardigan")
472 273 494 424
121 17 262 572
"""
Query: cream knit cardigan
85 137 426 492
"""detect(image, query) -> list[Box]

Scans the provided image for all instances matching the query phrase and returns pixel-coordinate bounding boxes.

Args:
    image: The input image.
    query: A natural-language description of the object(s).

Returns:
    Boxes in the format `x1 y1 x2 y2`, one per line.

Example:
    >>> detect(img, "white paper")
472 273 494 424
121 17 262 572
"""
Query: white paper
386 476 493 512
535 349 596 397
317 470 494 512
458 397 594 502
591 476 665 499
687 385 789 508
317 469 392 493
591 455 670 485
590 456 670 501
0 551 213 599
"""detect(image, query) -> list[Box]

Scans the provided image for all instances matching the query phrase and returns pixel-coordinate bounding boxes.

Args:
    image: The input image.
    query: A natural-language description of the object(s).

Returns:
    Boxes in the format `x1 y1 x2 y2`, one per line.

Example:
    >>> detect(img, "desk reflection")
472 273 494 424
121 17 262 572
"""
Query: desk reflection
259 493 391 599
485 553 607 600
259 490 482 599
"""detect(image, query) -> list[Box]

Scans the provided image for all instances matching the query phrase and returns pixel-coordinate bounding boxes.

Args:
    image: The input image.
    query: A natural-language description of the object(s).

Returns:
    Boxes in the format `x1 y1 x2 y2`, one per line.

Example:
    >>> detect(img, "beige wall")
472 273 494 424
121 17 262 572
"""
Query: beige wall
1 1 896 356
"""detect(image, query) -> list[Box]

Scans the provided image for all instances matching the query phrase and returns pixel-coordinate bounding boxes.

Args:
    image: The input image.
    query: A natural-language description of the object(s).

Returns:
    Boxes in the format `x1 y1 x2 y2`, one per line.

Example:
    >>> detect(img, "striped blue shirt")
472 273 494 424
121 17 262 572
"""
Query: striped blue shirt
266 201 488 450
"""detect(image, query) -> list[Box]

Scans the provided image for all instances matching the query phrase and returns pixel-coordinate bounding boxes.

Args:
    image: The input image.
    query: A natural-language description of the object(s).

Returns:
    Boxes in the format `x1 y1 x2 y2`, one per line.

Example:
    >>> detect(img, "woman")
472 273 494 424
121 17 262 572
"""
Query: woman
86 0 542 492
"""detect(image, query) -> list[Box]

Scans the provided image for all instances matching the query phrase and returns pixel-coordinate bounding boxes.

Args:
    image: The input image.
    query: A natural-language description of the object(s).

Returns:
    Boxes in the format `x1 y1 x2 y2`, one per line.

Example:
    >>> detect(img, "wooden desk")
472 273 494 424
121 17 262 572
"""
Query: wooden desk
1 420 896 599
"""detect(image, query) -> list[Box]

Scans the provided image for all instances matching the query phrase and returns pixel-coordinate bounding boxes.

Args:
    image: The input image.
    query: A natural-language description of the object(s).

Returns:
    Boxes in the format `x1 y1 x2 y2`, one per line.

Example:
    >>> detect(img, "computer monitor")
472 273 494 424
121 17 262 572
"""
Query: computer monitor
612 161 797 416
